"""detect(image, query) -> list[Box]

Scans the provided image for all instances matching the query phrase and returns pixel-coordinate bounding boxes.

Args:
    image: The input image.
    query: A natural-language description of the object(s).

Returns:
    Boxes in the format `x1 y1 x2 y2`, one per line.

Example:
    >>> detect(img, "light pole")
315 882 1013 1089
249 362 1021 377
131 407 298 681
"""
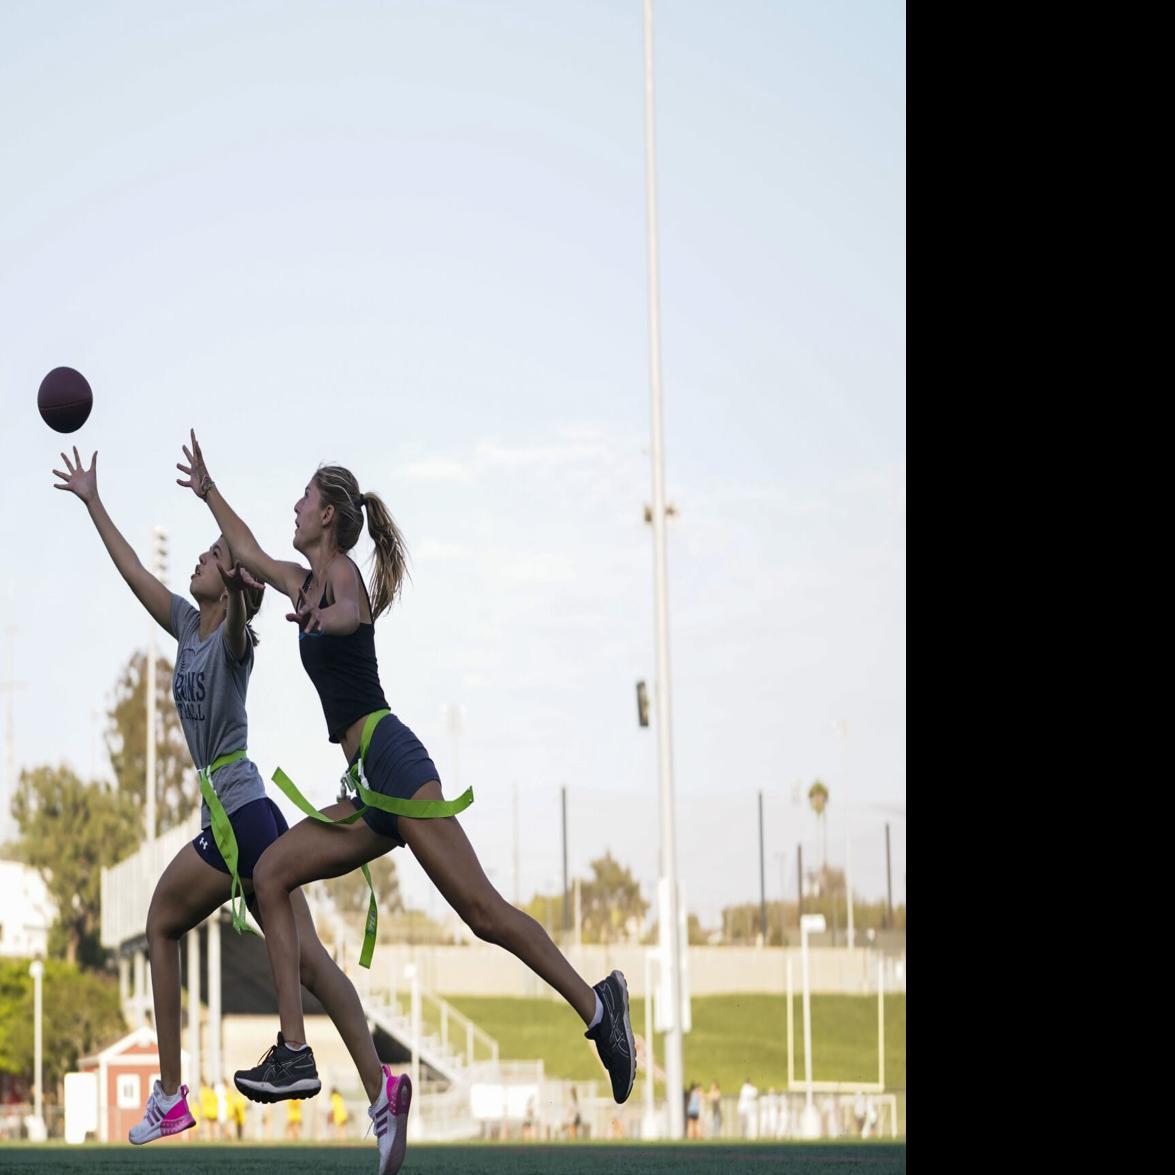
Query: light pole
146 527 167 843
29 959 45 1136
642 0 684 1139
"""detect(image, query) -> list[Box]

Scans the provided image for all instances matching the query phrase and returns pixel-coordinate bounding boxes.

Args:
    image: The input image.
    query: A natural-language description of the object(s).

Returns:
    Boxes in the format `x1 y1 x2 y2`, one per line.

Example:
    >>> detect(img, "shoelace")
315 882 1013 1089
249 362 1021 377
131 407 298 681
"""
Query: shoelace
363 1081 395 1141
250 1041 282 1069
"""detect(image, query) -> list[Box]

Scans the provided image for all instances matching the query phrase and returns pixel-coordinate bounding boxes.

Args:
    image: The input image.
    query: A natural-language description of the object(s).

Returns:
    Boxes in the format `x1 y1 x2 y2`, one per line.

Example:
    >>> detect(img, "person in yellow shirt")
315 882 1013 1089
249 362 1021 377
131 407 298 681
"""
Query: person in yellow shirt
286 1097 302 1141
228 1085 248 1141
199 1081 220 1141
329 1088 349 1140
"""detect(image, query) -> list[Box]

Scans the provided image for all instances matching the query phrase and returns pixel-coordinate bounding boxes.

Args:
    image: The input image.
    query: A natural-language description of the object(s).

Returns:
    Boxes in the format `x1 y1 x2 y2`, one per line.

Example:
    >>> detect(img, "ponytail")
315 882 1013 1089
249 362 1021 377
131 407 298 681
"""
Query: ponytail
358 490 408 620
314 465 410 620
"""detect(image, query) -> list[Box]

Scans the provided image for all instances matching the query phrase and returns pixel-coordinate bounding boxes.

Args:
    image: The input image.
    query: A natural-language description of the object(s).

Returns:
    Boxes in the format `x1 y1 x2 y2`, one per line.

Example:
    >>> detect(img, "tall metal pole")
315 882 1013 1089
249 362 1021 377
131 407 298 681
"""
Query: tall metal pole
642 0 684 1139
145 527 167 842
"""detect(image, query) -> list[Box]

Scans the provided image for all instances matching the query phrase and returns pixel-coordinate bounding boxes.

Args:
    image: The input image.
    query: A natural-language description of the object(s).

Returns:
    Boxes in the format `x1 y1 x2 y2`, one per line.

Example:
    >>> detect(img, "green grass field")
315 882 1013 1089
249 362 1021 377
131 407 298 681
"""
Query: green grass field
0 1142 907 1174
444 995 906 1093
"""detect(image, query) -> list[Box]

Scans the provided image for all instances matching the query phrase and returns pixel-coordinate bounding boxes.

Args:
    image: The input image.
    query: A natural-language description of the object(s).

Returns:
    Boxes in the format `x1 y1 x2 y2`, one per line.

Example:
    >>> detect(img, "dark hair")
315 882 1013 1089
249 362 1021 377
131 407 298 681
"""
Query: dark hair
222 538 264 647
314 464 409 620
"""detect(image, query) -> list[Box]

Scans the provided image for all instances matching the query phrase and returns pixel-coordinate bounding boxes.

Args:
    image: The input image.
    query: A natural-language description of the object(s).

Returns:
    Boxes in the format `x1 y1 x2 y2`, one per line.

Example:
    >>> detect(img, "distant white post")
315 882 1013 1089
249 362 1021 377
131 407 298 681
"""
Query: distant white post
643 949 658 1138
30 959 45 1135
208 914 222 1087
800 914 825 1137
188 929 201 1086
407 963 421 1093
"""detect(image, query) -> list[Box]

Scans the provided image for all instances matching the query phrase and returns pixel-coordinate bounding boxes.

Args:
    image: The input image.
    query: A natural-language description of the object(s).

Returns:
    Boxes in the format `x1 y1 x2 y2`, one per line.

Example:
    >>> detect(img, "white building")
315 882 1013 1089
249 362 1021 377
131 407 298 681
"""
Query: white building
0 858 54 958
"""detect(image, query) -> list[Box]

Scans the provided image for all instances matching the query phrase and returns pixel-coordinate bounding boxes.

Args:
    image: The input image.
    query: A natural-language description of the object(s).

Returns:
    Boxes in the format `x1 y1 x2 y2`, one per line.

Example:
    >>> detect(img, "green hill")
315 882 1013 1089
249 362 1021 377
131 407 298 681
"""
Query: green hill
446 993 906 1093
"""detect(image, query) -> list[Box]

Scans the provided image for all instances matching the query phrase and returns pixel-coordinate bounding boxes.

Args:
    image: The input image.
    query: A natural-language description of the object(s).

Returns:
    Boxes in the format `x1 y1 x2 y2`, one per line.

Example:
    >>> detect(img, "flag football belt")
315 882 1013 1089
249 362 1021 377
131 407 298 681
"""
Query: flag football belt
270 708 474 967
196 749 258 936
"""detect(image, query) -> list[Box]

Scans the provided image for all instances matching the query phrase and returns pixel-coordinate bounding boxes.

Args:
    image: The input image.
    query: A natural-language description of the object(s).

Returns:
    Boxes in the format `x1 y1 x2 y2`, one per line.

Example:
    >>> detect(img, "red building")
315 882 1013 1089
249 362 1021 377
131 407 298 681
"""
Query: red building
77 1026 189 1143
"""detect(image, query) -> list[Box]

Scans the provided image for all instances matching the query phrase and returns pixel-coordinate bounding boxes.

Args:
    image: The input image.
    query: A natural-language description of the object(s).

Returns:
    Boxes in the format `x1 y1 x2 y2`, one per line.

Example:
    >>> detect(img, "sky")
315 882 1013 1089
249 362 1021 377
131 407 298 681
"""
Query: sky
0 0 905 929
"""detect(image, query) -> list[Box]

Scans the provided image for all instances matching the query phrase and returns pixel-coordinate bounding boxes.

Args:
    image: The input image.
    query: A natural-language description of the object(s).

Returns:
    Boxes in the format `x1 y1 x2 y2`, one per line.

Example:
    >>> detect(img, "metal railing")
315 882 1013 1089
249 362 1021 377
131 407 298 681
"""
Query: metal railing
100 810 201 948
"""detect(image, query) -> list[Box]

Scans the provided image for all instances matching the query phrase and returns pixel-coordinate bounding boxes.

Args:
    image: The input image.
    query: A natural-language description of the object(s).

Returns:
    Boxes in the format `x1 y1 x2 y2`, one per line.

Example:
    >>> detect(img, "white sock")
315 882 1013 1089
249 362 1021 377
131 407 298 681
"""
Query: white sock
286 1040 309 1052
588 992 604 1030
157 1083 182 1107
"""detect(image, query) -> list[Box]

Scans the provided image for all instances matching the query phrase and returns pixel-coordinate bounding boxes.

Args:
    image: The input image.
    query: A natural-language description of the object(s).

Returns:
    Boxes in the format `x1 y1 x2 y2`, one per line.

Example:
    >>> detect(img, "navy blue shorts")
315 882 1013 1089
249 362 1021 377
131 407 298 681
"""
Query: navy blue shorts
192 796 289 882
348 711 441 846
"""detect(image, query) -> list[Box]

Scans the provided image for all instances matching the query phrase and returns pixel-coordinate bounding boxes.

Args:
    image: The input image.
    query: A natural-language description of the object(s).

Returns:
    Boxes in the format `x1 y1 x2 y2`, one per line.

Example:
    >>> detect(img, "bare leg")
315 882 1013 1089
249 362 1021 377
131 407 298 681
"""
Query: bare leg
145 845 234 1092
286 887 384 1103
400 783 596 1024
251 805 398 1073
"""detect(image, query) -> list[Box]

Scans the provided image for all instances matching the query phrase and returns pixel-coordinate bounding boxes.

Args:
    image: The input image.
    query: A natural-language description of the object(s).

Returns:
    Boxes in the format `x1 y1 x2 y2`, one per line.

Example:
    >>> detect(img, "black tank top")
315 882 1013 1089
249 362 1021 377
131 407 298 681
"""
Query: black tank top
297 564 389 742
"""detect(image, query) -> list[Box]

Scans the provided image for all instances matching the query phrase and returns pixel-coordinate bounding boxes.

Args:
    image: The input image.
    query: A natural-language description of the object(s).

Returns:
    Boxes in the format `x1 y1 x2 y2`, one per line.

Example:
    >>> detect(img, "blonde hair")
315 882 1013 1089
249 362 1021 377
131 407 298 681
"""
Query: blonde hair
314 464 408 620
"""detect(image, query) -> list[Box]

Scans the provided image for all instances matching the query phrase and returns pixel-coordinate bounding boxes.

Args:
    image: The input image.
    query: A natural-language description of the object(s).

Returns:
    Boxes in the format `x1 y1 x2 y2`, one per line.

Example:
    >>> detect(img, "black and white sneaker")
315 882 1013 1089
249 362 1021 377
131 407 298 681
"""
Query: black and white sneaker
234 1032 322 1103
584 969 637 1103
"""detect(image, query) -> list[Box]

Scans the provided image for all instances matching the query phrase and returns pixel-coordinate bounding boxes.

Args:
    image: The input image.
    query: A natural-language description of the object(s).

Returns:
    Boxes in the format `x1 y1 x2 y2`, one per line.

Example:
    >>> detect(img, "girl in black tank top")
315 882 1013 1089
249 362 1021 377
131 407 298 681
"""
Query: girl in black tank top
180 434 638 1139
295 565 389 742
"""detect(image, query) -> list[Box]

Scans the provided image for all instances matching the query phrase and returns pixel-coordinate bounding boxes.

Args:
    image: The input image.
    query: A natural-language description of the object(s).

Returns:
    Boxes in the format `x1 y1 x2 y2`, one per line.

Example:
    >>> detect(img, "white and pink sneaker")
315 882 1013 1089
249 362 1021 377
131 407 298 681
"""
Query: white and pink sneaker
129 1079 196 1144
368 1065 412 1174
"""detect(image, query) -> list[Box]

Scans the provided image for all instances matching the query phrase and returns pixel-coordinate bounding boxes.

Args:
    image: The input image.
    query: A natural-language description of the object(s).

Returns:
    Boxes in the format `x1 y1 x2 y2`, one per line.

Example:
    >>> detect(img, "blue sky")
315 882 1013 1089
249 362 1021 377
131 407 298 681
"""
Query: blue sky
0 1 905 927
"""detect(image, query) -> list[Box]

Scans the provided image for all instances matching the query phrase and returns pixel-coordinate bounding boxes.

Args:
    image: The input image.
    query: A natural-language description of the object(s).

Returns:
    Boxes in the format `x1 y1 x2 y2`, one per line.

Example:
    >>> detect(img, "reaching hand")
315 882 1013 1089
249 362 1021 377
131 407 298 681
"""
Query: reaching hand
286 603 325 634
52 447 98 504
176 429 215 499
217 561 265 596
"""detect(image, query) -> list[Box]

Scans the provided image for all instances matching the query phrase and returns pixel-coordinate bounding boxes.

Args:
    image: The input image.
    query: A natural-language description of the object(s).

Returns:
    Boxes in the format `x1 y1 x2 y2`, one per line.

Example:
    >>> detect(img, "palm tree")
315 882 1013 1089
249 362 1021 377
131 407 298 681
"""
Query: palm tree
808 779 830 881
808 779 835 940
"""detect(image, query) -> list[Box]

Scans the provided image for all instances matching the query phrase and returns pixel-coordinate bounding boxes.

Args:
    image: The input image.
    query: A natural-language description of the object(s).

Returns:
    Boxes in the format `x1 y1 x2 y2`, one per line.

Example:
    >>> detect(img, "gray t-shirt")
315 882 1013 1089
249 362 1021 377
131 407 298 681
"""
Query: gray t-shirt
169 594 266 827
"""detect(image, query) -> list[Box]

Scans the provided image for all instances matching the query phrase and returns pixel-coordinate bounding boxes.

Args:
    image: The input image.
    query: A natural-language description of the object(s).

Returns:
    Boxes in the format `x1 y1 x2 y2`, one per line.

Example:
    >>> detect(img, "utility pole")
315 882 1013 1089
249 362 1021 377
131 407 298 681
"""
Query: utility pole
642 0 684 1139
146 527 167 842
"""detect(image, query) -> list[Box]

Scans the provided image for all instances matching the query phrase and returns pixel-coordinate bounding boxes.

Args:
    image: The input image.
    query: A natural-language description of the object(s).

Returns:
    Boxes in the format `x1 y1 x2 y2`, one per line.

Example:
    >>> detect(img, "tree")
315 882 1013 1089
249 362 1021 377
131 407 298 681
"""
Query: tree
721 887 907 944
579 852 649 944
645 912 711 946
11 764 139 967
0 958 125 1092
520 853 649 944
106 649 192 832
322 855 403 918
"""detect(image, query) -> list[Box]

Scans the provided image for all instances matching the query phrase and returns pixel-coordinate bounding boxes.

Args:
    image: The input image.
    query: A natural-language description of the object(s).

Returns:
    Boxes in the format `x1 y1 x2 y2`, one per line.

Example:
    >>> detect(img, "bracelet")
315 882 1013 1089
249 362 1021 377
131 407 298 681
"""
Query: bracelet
197 477 215 500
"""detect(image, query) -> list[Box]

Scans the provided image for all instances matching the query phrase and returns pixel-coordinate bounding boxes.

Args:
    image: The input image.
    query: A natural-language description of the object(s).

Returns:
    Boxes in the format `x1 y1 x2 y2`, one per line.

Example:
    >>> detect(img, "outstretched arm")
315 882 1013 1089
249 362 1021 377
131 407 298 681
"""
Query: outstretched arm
177 430 306 604
217 560 265 661
53 447 172 634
